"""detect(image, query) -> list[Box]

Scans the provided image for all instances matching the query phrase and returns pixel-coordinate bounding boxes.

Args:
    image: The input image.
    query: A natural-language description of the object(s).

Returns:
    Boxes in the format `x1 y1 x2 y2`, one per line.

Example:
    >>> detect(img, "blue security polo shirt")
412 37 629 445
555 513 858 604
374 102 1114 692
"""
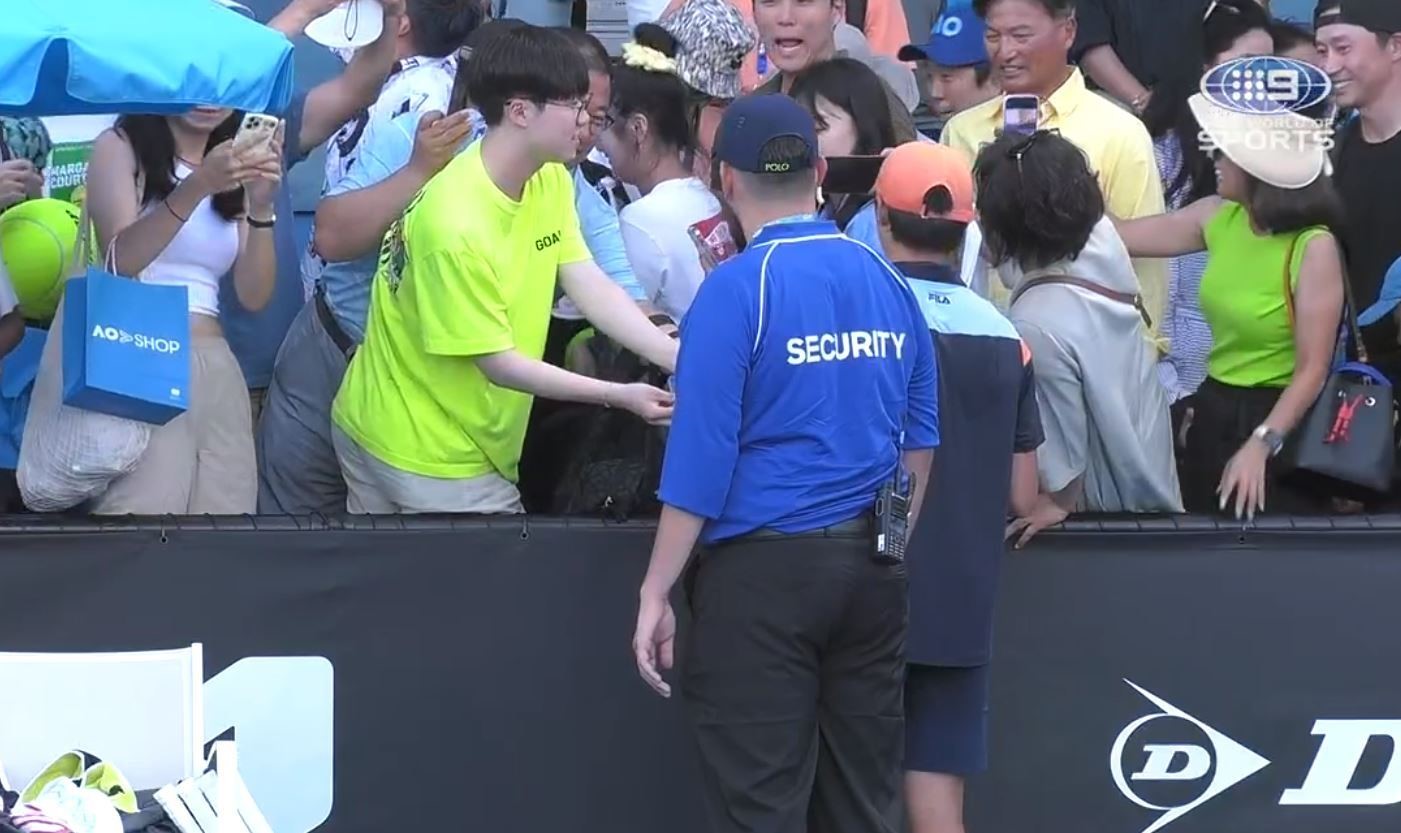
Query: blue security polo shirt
659 219 940 546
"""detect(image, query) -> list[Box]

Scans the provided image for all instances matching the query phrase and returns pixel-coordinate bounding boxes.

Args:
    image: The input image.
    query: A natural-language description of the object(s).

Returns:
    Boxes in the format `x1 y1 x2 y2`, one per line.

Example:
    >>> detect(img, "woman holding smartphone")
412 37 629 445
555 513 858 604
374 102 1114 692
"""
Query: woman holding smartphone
789 58 899 241
69 107 282 514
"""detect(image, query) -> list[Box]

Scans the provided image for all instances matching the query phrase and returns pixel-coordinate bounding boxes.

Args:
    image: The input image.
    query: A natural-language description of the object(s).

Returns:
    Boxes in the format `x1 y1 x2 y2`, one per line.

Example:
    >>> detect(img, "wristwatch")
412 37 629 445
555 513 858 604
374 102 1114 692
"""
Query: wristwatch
248 214 276 229
1251 424 1285 457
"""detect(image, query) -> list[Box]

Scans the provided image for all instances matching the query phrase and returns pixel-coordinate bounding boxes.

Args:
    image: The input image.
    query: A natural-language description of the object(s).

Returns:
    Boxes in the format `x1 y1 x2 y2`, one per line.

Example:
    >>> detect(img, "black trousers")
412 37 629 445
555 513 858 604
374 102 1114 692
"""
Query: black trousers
1181 378 1329 514
682 527 908 833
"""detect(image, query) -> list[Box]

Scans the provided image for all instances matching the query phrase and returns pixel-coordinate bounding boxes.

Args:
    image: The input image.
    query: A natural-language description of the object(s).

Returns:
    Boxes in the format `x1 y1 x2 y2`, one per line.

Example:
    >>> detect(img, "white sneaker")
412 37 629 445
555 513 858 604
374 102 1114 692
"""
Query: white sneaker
27 778 120 833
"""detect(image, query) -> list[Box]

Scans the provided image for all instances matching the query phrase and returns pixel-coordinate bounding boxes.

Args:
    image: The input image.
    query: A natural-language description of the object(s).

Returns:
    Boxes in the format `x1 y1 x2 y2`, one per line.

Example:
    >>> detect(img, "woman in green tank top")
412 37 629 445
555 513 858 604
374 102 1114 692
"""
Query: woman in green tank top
1113 94 1345 519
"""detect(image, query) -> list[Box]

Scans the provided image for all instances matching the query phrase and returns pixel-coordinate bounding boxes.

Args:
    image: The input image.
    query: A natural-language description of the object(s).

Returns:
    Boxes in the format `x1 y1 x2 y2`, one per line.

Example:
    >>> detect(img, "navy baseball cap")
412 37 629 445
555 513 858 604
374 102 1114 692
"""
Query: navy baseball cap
899 0 987 67
713 95 819 174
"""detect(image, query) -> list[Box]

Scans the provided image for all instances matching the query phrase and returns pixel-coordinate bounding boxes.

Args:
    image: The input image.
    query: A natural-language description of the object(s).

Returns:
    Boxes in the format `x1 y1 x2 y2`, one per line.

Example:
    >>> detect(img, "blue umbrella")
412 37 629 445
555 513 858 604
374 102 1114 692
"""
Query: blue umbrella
0 0 295 117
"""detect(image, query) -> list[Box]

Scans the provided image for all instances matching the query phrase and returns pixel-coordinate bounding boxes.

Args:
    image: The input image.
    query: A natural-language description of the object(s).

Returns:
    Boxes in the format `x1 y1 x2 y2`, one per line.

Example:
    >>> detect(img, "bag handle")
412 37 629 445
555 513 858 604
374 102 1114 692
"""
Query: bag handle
1282 230 1369 365
1010 274 1154 330
104 229 119 275
1336 360 1391 387
68 196 92 278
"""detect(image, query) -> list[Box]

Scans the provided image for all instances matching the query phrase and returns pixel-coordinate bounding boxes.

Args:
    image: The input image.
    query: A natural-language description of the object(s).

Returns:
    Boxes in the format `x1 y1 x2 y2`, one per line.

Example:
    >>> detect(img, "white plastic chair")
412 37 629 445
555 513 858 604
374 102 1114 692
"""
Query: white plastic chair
155 741 272 833
0 644 204 791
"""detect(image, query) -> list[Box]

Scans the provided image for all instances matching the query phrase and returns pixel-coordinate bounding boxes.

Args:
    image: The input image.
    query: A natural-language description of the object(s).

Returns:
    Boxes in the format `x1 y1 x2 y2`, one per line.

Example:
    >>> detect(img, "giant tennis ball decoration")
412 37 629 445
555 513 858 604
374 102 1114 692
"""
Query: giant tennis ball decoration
0 197 82 321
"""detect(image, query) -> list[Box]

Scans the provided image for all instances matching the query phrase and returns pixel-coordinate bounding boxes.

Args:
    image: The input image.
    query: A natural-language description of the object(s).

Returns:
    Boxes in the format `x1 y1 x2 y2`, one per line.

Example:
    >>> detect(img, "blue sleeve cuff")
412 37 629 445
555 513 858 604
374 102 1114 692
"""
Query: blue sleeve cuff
656 482 723 520
658 424 735 519
903 429 940 450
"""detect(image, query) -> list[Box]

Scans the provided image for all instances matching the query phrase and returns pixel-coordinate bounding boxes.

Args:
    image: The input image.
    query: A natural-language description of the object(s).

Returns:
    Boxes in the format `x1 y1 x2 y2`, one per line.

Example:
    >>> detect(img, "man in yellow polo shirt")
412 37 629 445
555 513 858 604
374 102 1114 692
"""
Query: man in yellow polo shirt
942 0 1166 331
331 25 679 514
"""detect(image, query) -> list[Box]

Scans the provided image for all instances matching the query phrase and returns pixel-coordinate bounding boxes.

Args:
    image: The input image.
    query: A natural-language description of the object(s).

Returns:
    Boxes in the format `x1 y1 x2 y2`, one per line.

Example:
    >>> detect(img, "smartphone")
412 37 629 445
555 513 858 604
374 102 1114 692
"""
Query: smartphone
233 113 280 156
1002 95 1040 138
821 155 885 195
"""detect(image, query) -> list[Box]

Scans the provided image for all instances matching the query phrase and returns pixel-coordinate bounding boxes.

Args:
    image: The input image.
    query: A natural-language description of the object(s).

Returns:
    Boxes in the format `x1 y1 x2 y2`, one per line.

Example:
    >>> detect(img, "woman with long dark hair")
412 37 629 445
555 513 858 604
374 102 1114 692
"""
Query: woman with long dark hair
1116 96 1344 518
788 57 899 236
598 23 734 321
76 107 282 514
1140 0 1273 407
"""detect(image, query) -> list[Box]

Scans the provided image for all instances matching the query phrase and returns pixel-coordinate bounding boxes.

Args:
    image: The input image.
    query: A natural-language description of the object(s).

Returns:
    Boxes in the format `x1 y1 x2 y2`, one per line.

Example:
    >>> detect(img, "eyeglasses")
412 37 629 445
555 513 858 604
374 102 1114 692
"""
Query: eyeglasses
545 98 589 117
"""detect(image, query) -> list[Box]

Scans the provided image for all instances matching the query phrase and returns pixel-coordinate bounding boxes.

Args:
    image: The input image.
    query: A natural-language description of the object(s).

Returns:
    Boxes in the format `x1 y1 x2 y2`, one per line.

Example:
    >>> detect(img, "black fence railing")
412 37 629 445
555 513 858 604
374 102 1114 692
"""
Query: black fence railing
0 518 1396 833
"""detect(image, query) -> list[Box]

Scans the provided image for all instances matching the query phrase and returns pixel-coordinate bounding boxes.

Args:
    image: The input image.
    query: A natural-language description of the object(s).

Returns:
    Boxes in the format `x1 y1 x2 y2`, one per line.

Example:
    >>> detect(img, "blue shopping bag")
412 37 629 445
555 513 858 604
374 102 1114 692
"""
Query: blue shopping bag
61 270 190 425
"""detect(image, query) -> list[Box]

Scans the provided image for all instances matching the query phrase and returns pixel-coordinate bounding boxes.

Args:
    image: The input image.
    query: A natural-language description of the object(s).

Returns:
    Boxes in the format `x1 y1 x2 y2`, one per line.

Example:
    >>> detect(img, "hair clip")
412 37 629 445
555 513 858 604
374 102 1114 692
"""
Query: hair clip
621 42 678 74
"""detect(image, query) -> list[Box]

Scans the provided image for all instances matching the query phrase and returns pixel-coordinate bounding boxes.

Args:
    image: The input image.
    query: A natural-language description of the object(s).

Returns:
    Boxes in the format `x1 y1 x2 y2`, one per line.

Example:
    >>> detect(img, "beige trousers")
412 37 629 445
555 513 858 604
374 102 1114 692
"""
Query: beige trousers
27 292 256 515
86 331 256 515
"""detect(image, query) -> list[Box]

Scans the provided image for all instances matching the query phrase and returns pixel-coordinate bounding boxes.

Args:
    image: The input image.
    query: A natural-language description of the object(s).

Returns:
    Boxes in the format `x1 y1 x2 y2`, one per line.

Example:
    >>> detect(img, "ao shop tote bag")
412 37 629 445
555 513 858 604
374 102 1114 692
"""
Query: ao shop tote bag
16 200 189 511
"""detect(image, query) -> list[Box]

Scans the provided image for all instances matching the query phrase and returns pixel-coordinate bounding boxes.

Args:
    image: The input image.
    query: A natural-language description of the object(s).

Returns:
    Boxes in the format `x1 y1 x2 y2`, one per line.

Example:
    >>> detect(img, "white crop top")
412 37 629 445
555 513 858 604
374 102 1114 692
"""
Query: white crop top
138 163 239 316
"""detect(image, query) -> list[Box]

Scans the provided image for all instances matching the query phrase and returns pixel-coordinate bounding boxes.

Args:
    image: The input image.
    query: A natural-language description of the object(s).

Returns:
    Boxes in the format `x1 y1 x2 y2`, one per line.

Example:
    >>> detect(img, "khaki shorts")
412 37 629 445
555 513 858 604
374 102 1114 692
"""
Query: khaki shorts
331 425 524 515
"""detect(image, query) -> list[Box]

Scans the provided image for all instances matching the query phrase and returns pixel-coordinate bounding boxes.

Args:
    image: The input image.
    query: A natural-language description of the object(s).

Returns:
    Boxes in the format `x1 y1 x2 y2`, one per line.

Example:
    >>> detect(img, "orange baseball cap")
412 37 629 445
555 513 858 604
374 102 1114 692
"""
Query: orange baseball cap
874 142 975 224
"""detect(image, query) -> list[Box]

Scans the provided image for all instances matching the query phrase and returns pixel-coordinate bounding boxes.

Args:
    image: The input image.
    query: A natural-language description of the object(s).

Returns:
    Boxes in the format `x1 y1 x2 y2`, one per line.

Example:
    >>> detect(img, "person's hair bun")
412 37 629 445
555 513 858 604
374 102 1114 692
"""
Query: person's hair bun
633 22 680 59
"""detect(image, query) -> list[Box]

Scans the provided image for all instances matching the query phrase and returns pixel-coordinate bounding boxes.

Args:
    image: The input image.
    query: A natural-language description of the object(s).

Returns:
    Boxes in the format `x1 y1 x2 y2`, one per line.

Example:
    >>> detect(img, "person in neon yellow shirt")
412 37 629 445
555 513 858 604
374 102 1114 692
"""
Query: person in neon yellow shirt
332 26 679 515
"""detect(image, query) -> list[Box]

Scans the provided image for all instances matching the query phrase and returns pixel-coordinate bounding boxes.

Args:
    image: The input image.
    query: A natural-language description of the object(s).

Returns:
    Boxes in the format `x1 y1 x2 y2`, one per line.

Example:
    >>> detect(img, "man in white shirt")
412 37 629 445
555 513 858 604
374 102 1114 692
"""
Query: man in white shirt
303 0 484 298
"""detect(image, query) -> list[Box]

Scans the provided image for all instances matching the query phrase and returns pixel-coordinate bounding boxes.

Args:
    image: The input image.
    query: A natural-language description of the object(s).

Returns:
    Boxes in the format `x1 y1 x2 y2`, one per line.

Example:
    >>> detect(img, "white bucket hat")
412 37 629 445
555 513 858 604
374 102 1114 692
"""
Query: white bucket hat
1188 92 1333 189
305 0 385 49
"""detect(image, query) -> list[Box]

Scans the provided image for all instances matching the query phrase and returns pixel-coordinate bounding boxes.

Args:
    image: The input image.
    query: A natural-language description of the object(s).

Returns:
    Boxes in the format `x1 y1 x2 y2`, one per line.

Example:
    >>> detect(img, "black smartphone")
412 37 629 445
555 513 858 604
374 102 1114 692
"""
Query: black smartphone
1002 94 1040 137
821 155 885 194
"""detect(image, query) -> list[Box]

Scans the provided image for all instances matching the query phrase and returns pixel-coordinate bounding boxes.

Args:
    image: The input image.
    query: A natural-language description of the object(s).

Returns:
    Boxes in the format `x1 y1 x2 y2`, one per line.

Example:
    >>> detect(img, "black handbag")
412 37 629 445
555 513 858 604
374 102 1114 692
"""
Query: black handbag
1278 236 1395 492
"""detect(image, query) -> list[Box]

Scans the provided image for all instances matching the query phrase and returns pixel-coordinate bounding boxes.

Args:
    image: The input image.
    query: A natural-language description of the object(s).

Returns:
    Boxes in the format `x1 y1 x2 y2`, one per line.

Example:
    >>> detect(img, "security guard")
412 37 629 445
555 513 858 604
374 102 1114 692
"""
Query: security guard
632 94 940 833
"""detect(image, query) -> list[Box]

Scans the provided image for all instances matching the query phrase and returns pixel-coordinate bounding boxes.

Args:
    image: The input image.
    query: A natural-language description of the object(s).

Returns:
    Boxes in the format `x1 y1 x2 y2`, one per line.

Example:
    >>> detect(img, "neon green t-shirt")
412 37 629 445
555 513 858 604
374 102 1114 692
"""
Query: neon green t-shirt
1199 202 1328 389
332 141 591 480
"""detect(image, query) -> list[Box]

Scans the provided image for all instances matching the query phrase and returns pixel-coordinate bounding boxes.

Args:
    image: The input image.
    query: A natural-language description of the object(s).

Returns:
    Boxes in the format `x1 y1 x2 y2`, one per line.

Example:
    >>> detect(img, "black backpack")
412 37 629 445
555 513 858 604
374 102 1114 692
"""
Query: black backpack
544 334 671 520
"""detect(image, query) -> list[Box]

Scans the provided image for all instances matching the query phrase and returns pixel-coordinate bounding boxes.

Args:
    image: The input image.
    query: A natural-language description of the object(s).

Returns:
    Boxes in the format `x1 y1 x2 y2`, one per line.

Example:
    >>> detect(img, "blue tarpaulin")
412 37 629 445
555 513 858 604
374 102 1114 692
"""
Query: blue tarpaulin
0 0 295 117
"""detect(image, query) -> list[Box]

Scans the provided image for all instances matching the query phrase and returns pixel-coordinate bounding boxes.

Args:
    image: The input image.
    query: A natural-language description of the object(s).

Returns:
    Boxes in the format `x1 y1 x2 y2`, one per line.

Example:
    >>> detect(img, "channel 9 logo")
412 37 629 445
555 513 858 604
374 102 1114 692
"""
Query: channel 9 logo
1201 55 1332 115
1198 56 1336 154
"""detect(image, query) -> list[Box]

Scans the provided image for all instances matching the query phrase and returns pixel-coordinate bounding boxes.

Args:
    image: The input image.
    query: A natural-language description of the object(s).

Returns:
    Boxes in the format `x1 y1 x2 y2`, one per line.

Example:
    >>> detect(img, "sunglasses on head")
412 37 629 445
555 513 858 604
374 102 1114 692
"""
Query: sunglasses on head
1005 128 1061 171
1203 0 1243 22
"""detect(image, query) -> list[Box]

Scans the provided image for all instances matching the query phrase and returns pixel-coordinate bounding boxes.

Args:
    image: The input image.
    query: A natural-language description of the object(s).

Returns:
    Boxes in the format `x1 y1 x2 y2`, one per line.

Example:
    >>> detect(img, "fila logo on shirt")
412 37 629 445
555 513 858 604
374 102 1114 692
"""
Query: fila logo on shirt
786 330 907 366
535 231 561 251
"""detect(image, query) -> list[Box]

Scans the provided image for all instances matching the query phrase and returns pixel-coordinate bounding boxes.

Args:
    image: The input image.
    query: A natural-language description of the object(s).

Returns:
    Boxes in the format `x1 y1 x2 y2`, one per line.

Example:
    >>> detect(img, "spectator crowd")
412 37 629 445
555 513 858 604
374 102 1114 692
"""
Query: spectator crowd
0 0 1398 529
0 0 1398 831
